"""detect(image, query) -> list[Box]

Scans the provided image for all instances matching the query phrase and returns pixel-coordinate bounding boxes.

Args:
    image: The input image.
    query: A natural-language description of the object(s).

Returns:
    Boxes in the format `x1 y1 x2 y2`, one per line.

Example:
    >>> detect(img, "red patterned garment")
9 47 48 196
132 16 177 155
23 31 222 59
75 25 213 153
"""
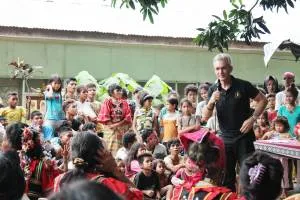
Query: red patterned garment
97 98 132 155
54 172 143 200
25 159 60 198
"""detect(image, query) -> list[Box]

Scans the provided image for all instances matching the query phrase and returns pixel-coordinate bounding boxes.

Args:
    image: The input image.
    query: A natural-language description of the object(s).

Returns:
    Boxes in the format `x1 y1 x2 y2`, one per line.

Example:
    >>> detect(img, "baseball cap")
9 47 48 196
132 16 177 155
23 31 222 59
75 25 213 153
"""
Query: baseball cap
283 72 295 79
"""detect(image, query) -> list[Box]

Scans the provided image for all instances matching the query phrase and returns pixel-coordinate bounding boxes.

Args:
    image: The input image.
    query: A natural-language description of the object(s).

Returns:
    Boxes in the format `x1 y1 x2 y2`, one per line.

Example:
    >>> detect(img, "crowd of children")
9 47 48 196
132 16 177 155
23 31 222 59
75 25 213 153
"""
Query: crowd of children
0 71 299 200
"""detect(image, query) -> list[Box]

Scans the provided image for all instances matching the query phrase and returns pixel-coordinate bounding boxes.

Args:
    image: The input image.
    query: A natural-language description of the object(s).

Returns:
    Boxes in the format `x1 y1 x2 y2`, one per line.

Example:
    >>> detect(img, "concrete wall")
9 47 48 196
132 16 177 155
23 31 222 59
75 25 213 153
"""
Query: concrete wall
0 35 299 86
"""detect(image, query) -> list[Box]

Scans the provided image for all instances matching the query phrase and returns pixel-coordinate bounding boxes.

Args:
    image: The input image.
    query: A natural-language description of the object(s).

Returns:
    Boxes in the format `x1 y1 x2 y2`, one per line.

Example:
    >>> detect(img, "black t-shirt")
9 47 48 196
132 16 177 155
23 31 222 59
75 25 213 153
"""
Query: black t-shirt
208 76 259 139
134 170 160 191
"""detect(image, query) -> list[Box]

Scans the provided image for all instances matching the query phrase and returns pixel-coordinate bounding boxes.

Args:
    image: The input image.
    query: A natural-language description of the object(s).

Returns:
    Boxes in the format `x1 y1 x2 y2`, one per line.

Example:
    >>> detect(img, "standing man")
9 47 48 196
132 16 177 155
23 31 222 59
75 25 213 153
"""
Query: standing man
275 72 300 110
202 53 267 191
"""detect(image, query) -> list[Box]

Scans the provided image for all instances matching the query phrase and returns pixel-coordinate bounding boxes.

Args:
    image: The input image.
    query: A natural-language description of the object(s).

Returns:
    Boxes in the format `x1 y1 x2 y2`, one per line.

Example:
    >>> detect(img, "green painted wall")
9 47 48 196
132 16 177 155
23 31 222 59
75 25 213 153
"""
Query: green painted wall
0 36 299 84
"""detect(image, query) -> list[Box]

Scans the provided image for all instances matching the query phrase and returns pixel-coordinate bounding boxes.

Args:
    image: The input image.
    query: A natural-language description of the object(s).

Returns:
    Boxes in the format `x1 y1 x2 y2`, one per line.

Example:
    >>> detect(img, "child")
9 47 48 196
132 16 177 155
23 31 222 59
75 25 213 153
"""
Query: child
62 99 79 129
86 83 101 116
239 152 283 200
184 84 198 114
44 75 65 138
116 158 126 175
262 116 290 140
177 99 200 136
141 129 167 159
160 98 180 144
0 92 26 124
30 110 52 142
254 111 270 139
164 139 185 174
134 153 161 199
125 143 146 179
171 156 204 189
132 92 157 143
153 159 172 190
76 85 97 122
116 131 137 161
196 83 210 122
63 77 77 101
266 93 277 122
261 116 292 196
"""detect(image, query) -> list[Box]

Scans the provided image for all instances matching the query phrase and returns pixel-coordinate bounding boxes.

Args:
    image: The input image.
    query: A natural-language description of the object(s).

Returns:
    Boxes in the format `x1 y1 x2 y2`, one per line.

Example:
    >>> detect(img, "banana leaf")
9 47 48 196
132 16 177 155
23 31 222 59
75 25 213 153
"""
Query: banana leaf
144 75 173 105
75 71 98 86
97 73 141 102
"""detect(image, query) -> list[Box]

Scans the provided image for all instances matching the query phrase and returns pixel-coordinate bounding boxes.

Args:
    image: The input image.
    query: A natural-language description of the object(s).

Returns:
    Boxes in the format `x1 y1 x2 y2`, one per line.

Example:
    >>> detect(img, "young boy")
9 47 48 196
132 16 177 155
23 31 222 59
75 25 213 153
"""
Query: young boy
134 153 161 199
141 129 167 159
63 77 77 101
0 92 25 124
86 83 101 115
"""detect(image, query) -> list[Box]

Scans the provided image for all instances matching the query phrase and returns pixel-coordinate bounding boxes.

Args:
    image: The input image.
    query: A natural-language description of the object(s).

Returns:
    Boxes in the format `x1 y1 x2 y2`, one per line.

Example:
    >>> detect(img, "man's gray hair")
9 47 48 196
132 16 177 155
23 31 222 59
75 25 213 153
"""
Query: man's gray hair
213 53 232 67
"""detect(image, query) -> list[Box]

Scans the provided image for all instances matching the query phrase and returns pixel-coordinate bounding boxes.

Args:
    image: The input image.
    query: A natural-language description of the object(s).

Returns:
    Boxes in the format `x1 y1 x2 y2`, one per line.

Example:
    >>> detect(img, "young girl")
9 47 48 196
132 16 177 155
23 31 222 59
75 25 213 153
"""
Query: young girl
239 152 283 200
261 116 292 196
116 158 126 175
160 98 180 144
171 130 237 200
262 116 290 140
171 156 204 189
184 84 198 114
76 85 97 123
254 111 270 139
278 84 300 138
44 75 65 138
125 143 146 179
266 93 277 122
177 99 200 136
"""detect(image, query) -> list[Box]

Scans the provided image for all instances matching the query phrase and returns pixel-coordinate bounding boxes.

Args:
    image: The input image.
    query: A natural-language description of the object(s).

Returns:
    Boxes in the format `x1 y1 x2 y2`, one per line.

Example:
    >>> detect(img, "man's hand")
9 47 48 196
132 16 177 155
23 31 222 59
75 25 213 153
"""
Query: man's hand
240 117 255 134
209 91 221 105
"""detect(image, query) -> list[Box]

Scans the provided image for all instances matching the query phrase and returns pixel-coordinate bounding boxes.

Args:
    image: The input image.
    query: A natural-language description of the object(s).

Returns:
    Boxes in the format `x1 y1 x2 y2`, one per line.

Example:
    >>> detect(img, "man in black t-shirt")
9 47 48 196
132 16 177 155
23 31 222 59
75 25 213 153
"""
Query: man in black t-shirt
202 53 267 191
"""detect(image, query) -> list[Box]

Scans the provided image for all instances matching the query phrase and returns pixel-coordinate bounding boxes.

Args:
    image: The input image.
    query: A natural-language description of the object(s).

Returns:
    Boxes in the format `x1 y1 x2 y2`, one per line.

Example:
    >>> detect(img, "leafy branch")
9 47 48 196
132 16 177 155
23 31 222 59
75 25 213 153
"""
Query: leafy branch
111 0 168 24
195 0 297 52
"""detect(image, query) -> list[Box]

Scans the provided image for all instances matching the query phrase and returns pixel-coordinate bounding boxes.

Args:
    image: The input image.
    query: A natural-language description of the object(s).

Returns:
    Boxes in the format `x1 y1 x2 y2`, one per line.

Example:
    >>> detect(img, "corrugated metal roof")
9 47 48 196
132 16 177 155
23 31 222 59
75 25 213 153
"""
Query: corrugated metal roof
0 0 299 42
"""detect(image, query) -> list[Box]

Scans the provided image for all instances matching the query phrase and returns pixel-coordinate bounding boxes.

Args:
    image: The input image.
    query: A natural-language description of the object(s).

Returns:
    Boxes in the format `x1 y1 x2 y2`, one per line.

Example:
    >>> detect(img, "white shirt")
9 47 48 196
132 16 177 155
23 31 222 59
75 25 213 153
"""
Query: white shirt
275 90 300 110
196 101 207 118
76 101 97 118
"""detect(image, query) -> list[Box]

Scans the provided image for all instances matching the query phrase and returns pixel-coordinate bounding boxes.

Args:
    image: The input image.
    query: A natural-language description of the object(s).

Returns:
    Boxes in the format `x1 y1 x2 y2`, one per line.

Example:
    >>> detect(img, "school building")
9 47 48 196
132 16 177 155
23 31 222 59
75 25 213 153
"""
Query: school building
0 26 298 104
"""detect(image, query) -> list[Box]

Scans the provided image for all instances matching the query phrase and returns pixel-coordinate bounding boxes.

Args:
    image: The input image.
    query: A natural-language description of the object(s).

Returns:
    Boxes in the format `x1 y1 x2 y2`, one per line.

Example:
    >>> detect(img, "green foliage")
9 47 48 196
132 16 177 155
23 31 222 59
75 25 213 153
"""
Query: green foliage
111 0 168 24
260 0 297 12
97 73 141 101
195 0 296 52
74 71 174 104
144 75 173 105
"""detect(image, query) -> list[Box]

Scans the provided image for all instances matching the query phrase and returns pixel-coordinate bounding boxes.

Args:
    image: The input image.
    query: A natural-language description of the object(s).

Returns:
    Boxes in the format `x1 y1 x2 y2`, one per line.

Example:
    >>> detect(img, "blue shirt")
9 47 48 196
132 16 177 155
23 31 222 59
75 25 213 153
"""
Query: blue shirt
44 92 65 120
278 105 300 137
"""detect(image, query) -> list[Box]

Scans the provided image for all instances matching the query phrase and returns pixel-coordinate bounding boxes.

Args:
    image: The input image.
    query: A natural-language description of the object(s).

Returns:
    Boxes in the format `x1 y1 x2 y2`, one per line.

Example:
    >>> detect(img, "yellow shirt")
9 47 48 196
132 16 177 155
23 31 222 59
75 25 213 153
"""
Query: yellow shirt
0 106 26 124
